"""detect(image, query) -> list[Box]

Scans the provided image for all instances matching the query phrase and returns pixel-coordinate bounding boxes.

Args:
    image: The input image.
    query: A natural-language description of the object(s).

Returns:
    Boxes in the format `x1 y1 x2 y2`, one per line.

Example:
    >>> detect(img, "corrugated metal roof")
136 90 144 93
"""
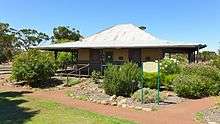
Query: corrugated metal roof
32 24 206 50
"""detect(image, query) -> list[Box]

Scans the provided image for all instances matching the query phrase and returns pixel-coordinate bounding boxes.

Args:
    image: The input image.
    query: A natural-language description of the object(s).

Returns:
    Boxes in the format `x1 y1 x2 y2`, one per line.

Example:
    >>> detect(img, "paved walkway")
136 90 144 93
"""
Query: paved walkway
0 85 216 124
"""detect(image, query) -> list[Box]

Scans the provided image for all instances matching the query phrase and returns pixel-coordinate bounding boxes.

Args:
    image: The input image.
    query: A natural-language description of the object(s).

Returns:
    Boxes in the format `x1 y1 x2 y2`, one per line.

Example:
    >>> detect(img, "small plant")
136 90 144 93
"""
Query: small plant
132 88 168 103
91 70 101 84
66 78 80 87
103 62 142 97
195 112 205 123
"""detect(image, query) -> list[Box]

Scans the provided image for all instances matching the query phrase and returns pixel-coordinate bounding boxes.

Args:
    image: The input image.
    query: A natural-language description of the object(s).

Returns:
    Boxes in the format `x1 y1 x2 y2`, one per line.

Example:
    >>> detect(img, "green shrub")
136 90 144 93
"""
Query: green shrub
103 63 142 97
173 74 215 98
91 70 101 84
143 72 160 89
12 50 58 85
173 63 220 98
163 74 177 91
143 72 176 90
132 88 168 103
212 56 220 69
57 52 76 69
160 57 181 75
182 63 220 81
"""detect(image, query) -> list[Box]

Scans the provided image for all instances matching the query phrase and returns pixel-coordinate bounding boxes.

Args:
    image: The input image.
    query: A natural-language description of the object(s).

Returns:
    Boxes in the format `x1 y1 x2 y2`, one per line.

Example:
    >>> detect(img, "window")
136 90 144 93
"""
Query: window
105 51 113 63
118 56 124 60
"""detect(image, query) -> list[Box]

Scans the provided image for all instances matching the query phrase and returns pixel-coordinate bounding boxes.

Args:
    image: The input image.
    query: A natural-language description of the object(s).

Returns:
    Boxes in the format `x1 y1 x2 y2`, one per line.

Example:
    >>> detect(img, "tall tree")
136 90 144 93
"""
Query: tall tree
15 29 49 50
0 22 16 62
52 26 81 43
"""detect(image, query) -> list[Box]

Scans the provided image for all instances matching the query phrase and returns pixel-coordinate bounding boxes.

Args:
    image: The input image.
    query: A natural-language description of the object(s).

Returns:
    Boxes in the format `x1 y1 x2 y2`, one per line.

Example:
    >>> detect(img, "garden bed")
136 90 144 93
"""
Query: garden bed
67 78 187 111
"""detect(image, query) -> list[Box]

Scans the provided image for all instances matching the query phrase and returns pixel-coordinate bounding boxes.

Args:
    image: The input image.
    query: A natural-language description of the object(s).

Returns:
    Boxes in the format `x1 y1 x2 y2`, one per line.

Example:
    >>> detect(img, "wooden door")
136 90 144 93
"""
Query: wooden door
128 49 141 65
90 49 102 70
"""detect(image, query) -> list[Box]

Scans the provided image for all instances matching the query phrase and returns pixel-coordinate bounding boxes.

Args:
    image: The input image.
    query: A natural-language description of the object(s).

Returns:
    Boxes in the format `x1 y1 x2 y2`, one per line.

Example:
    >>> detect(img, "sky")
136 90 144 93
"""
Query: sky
0 0 219 51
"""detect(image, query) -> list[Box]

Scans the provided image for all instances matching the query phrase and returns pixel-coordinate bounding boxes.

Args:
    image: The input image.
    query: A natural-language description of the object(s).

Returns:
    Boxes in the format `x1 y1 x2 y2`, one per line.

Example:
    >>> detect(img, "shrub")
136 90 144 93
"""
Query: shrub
212 56 220 70
173 63 220 98
160 57 181 75
132 88 168 103
182 63 220 81
173 74 215 98
143 72 160 89
91 70 101 84
12 50 58 85
57 52 75 69
103 63 142 97
143 72 176 90
163 74 177 91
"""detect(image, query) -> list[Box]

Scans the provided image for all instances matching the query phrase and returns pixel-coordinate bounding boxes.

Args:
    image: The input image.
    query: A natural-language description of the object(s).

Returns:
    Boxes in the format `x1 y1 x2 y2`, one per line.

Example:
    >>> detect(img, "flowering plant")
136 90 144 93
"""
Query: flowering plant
160 57 181 75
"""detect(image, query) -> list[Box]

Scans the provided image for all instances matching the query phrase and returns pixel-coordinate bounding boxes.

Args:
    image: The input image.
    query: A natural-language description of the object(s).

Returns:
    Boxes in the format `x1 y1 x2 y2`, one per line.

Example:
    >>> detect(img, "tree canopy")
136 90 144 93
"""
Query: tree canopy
0 22 16 62
15 29 49 50
52 26 82 43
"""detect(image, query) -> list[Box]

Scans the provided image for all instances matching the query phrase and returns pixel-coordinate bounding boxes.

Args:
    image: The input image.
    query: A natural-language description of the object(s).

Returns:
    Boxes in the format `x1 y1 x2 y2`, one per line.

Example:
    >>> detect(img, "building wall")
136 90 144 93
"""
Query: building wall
78 49 90 61
77 48 163 63
103 49 128 61
141 48 163 62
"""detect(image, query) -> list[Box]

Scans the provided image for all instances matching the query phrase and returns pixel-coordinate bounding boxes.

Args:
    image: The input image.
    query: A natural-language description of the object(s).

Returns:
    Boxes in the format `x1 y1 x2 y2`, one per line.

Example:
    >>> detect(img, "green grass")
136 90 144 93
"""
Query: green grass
0 91 135 124
66 78 80 86
195 112 205 123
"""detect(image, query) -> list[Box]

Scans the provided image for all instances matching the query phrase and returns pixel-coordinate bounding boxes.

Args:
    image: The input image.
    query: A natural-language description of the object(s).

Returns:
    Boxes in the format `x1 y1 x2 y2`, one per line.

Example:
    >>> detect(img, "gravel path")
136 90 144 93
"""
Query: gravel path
0 85 216 124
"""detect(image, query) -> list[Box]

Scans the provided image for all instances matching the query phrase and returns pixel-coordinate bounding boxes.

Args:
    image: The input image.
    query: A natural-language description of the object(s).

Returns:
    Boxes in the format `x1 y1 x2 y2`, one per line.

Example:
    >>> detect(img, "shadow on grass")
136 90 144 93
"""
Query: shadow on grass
0 91 39 124
30 78 64 89
15 78 64 89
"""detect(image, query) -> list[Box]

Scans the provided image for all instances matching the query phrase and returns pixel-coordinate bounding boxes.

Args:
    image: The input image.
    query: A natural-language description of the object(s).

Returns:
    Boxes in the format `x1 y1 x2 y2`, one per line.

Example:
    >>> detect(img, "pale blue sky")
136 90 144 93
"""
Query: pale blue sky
0 0 219 51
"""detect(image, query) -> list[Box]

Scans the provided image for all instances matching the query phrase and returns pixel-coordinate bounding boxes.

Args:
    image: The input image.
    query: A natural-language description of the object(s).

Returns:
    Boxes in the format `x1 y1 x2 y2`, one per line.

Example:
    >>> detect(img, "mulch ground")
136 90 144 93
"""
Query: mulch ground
0 85 216 124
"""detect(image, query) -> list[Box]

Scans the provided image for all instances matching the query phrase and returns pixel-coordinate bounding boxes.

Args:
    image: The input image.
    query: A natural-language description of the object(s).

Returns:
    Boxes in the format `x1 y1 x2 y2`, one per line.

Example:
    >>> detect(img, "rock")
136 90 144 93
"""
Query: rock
117 98 127 106
142 108 152 112
109 95 117 101
101 100 109 105
128 105 135 109
92 99 97 103
208 122 217 124
121 104 127 108
97 100 101 104
134 106 142 110
110 102 117 106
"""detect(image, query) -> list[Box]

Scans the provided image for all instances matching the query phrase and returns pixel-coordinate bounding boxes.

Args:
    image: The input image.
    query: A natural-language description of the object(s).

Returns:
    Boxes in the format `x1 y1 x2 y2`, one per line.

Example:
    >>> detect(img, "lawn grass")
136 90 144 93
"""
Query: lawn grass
0 91 135 124
195 112 205 123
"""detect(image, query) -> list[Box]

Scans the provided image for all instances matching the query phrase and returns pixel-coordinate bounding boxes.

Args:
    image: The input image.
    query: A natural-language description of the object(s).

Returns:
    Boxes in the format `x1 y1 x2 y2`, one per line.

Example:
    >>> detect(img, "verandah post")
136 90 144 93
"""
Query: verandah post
140 61 144 104
157 60 160 105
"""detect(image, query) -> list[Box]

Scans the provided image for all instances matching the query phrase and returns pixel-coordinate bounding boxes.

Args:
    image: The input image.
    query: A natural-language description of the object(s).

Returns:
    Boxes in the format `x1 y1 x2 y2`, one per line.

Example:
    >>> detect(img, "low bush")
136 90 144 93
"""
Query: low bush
182 63 220 81
12 50 58 85
160 57 181 75
163 74 177 90
103 62 142 97
143 72 176 90
173 63 220 98
132 88 168 103
57 52 75 69
173 75 215 98
212 56 220 70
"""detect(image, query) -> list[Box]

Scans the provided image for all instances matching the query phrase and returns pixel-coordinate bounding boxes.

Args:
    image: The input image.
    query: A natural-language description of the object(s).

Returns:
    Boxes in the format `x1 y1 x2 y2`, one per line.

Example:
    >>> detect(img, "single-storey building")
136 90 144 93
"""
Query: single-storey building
33 24 206 75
